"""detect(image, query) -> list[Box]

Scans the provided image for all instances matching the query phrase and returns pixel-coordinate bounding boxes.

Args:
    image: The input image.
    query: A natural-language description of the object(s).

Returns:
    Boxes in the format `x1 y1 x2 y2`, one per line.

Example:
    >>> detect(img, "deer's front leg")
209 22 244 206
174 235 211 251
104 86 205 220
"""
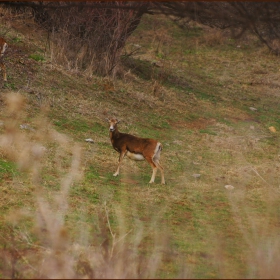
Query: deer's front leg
113 150 126 176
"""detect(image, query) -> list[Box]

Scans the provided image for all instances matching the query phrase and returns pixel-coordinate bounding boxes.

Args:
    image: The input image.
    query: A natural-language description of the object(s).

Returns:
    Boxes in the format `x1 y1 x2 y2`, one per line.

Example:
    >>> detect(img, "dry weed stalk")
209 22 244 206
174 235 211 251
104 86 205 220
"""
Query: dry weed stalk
227 189 280 279
0 92 170 278
0 92 81 277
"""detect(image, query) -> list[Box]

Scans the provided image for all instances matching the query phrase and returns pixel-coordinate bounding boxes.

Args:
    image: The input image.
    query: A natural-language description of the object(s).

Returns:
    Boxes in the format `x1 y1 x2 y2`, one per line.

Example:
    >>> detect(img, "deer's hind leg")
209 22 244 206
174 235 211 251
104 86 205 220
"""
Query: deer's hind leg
145 156 165 185
145 156 158 184
152 143 165 184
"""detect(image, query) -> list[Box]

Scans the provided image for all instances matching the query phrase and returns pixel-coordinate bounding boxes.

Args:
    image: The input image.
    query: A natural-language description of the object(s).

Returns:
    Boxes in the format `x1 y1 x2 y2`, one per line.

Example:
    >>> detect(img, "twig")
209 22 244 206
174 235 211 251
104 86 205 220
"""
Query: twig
250 166 270 186
0 233 40 276
104 202 132 259
104 201 115 240
114 229 133 247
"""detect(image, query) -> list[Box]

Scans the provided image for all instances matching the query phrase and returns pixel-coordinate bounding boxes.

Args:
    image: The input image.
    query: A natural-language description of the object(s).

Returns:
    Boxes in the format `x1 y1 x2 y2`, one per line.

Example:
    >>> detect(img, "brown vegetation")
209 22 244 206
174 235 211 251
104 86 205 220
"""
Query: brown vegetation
0 3 280 279
2 1 280 78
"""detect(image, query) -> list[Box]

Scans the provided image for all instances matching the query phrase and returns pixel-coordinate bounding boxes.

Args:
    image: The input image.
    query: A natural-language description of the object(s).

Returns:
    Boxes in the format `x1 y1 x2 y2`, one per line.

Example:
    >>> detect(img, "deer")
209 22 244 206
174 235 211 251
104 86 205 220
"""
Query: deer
106 118 165 184
0 37 8 82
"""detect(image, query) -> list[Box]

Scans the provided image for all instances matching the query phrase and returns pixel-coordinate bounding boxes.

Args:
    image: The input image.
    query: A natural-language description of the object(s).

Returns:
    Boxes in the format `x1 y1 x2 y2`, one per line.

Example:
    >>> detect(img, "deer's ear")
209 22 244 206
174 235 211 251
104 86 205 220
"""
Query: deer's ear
105 118 110 122
116 119 121 124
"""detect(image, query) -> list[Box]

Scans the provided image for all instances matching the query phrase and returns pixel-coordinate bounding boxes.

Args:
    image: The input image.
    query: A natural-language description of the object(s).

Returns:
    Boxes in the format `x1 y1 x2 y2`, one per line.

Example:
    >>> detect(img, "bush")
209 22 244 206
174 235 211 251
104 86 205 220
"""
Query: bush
32 2 149 78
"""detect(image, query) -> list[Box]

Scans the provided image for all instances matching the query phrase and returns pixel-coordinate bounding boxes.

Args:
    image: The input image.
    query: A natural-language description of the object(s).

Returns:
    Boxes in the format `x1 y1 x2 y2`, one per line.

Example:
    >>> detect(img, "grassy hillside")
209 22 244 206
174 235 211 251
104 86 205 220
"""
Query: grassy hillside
0 10 280 278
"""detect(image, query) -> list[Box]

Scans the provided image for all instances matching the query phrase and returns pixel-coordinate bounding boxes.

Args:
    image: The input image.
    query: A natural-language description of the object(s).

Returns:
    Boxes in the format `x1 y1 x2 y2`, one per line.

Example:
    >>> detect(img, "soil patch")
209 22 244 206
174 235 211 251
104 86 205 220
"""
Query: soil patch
172 118 216 130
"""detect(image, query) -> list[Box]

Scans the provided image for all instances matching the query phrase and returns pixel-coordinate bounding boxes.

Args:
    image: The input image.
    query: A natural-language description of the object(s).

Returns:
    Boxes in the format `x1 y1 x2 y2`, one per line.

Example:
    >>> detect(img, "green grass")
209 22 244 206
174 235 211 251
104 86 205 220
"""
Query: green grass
53 117 90 133
0 159 18 181
29 53 45 62
0 10 280 279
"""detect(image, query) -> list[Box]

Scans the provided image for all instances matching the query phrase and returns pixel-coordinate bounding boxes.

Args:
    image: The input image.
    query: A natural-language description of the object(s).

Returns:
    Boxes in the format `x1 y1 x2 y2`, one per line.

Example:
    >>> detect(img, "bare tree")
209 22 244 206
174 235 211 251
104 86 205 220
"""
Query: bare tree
2 1 280 77
152 2 280 54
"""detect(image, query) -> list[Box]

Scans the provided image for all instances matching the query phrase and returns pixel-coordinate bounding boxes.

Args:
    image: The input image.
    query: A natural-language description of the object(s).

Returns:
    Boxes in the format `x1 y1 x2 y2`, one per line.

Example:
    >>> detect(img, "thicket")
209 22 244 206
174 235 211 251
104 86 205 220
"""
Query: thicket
31 2 149 78
2 1 280 77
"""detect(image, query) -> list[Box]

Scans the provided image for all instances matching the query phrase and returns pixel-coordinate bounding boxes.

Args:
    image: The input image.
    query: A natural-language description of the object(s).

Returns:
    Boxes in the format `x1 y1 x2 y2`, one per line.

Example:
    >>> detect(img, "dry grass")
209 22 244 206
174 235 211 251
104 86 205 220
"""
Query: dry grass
0 8 280 279
200 28 227 47
0 93 176 278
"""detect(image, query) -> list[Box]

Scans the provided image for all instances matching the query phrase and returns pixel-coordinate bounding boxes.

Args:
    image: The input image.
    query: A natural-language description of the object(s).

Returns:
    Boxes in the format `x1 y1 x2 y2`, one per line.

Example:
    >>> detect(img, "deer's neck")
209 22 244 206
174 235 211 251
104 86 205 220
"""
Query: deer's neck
110 127 120 141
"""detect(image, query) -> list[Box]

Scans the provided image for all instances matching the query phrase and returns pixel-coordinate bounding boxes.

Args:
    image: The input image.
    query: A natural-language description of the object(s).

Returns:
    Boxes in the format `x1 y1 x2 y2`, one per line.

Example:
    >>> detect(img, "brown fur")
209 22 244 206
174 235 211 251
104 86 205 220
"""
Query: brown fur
0 37 8 82
107 118 165 184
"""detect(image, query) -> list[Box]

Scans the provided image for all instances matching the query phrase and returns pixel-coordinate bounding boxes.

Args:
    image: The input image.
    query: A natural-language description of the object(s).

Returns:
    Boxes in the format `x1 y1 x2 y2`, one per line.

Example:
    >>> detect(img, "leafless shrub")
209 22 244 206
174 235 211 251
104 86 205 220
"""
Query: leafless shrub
3 1 280 81
270 38 280 54
30 2 150 78
200 28 226 47
156 2 280 55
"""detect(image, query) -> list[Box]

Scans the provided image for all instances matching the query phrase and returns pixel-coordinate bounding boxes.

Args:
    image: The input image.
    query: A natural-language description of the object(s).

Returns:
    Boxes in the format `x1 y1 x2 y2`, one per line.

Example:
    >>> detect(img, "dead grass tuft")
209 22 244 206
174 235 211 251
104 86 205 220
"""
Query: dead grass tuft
200 28 226 47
